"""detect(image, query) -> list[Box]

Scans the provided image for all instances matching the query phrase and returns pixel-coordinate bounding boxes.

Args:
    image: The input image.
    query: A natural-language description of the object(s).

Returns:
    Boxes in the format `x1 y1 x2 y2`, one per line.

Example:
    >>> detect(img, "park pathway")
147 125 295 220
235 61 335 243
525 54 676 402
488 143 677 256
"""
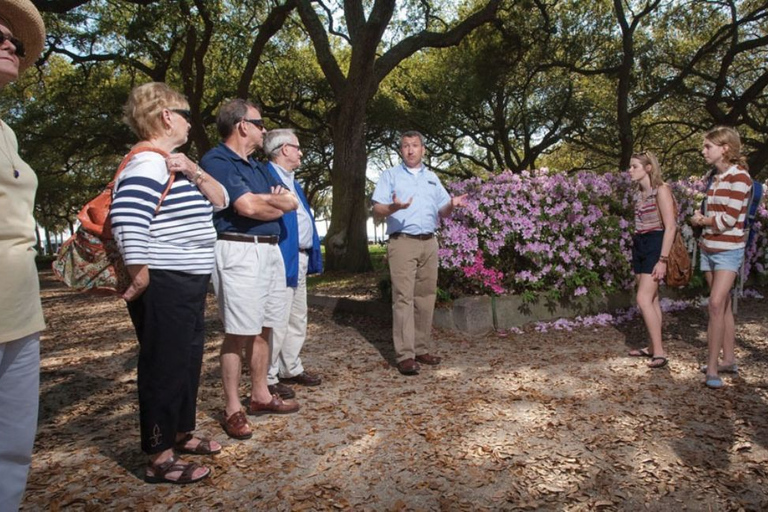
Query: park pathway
22 271 768 511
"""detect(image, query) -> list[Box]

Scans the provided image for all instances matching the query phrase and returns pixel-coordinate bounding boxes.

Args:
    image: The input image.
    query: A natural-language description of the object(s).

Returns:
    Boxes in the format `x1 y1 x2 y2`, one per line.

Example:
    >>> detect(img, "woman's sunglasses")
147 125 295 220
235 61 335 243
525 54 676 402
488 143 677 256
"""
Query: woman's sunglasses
0 33 25 58
171 109 192 122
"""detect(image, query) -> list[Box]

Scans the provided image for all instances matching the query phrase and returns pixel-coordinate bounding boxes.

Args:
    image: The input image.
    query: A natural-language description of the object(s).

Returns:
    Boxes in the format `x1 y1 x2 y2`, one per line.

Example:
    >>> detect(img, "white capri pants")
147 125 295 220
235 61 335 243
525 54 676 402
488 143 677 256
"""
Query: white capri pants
0 332 40 512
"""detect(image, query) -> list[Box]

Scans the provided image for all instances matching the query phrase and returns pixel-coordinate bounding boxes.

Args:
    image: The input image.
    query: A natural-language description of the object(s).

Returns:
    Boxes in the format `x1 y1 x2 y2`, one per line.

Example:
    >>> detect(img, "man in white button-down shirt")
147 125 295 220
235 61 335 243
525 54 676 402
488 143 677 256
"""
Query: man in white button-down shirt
264 129 324 399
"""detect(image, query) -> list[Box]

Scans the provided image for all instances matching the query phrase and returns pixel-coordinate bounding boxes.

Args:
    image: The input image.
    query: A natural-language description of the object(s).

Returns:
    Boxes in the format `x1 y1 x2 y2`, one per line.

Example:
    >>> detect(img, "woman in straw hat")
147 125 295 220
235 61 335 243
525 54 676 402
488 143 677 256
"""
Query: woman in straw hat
0 0 46 509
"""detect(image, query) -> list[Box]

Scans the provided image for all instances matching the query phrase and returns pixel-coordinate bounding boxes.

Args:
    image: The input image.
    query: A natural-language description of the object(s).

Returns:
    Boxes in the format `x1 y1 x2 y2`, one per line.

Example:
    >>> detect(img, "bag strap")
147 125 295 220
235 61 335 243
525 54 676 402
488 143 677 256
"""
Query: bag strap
112 146 176 215
700 167 717 214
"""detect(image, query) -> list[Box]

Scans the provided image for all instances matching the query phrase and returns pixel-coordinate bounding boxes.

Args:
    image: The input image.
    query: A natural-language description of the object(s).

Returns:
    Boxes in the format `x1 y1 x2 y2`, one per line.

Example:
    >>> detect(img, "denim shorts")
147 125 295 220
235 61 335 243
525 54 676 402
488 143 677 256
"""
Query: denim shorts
632 231 663 274
700 248 745 273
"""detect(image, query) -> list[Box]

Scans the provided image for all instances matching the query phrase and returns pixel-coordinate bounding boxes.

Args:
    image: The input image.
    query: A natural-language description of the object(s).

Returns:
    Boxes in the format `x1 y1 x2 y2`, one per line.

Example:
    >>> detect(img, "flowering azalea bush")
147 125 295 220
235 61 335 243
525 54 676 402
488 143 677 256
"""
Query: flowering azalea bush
438 169 768 300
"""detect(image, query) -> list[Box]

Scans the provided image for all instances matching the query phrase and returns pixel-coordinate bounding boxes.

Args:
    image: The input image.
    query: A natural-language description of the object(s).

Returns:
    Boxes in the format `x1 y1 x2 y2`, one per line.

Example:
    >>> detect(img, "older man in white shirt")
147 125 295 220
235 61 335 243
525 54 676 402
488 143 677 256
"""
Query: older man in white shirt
264 129 324 399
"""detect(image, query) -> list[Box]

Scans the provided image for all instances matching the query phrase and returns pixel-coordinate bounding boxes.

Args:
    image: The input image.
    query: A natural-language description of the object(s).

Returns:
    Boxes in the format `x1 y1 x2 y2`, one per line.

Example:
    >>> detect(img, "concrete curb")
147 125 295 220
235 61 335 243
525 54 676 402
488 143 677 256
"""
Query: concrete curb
308 286 695 337
308 294 392 319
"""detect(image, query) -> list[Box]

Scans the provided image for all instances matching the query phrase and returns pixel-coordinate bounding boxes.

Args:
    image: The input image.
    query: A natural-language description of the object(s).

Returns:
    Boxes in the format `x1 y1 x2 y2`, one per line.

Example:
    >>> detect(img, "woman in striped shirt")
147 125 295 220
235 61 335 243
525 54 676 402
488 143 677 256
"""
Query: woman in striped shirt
690 126 753 389
626 151 677 369
110 82 228 483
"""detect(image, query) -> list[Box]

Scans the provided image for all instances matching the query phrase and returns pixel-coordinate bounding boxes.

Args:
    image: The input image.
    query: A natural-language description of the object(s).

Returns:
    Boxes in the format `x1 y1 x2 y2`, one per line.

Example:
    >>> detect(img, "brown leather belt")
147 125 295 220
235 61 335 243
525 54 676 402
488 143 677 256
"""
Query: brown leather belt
389 232 434 241
217 233 279 244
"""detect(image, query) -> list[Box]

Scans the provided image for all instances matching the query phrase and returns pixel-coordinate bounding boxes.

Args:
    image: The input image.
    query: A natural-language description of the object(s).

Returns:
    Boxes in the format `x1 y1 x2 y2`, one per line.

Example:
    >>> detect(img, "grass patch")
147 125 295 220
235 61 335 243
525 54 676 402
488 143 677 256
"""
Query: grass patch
369 244 387 271
307 244 389 299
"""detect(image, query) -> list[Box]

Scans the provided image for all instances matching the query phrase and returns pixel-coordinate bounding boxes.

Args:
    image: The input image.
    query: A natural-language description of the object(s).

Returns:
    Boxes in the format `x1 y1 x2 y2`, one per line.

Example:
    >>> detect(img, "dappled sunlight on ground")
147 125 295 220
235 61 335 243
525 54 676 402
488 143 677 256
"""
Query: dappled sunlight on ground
22 271 768 510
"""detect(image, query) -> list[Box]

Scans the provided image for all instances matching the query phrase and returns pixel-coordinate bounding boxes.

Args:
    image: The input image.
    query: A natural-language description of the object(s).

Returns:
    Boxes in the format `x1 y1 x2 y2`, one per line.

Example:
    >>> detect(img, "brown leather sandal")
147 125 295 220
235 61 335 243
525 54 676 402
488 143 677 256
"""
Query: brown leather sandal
174 433 222 455
145 454 210 484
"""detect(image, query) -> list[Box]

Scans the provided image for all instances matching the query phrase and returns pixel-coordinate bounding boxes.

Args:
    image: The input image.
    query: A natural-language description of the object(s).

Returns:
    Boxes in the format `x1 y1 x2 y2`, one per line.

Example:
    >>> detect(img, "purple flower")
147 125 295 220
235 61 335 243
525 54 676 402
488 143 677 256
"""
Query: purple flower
439 170 768 300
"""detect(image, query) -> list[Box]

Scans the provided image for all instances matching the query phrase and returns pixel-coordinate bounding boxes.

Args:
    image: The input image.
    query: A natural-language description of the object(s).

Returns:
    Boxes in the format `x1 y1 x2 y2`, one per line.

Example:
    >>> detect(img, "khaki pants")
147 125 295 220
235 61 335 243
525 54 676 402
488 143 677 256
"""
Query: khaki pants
388 236 439 362
268 252 309 384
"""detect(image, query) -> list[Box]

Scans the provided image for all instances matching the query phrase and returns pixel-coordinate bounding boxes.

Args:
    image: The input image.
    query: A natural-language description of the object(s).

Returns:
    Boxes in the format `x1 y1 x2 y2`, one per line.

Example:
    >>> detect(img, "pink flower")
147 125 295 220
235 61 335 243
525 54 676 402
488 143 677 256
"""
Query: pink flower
439 170 768 300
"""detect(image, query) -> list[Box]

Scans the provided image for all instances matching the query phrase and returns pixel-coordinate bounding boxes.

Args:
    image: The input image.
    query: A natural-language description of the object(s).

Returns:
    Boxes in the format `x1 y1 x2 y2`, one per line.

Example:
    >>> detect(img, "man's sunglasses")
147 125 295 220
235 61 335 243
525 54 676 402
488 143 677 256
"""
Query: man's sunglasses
242 118 265 129
171 109 192 122
0 33 25 58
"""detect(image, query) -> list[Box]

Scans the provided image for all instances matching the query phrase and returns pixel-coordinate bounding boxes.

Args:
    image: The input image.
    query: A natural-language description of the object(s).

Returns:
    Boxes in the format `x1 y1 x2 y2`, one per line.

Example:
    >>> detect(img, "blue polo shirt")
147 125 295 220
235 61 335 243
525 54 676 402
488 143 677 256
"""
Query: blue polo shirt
200 142 281 236
372 163 451 235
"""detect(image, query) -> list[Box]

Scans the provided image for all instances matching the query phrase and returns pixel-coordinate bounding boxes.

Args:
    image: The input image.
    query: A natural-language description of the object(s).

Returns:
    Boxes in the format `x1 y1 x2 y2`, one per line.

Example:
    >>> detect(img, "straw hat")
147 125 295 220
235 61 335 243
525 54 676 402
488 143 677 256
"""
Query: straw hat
0 0 45 73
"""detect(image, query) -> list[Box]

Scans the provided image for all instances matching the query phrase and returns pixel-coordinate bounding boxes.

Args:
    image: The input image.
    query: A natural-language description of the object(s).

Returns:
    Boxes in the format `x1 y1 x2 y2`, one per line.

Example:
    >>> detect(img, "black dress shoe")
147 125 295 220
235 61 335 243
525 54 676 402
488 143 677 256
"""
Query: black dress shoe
268 382 295 399
397 358 420 375
280 371 322 387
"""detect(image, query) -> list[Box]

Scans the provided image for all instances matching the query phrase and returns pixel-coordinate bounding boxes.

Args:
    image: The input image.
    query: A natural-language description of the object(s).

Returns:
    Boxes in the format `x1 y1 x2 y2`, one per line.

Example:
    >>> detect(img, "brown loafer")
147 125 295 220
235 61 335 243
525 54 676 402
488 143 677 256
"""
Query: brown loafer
280 371 322 387
397 358 420 375
268 382 296 399
220 409 252 440
415 353 442 365
248 395 300 416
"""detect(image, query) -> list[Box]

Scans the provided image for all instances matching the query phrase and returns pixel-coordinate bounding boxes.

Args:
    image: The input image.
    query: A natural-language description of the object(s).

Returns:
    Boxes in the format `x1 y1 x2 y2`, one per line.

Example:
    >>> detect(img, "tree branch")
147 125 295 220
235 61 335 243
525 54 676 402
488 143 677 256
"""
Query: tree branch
45 43 155 77
237 0 298 98
296 0 346 94
343 0 365 42
375 0 501 82
34 0 159 14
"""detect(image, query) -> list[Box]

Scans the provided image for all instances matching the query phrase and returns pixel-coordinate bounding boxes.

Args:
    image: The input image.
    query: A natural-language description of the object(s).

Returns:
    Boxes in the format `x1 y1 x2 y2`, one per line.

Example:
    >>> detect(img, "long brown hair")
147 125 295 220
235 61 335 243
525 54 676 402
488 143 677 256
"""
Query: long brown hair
704 126 749 170
631 151 664 189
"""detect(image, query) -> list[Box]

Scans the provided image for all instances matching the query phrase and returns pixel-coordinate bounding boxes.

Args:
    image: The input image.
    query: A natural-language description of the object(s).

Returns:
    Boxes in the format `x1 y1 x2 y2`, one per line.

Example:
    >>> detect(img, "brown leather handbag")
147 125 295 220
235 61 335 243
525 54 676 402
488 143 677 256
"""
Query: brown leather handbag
659 192 692 288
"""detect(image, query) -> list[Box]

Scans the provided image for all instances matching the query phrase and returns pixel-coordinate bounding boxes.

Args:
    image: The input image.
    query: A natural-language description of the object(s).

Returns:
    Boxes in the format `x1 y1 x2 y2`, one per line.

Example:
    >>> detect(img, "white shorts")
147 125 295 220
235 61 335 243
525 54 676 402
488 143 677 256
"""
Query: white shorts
212 239 288 335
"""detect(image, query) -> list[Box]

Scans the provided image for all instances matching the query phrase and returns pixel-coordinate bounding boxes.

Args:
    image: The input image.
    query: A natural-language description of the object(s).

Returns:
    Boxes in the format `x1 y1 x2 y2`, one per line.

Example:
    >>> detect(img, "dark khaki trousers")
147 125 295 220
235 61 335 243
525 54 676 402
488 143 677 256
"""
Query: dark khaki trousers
388 236 439 362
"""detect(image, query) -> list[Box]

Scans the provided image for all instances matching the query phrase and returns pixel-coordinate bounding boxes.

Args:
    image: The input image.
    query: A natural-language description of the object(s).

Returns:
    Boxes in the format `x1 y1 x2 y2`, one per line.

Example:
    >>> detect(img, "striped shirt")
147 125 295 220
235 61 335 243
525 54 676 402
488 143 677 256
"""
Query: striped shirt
110 152 219 274
633 188 663 234
701 165 752 253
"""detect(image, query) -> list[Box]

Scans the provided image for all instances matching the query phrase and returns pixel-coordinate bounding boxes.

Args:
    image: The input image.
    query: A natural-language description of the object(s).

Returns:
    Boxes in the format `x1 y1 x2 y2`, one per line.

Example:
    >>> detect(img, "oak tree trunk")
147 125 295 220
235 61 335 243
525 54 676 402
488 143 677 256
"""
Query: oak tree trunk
324 90 373 272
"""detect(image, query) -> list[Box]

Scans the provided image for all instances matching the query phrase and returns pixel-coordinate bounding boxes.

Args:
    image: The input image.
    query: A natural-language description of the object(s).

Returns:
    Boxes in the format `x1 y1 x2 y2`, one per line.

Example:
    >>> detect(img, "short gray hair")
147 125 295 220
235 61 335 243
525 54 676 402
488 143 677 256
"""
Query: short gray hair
400 130 425 147
263 128 297 159
264 128 298 160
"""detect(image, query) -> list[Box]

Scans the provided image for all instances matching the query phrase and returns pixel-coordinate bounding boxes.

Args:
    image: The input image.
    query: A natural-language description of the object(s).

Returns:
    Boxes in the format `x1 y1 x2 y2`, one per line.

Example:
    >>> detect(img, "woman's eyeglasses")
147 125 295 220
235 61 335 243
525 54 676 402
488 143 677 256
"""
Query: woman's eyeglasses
171 109 192 122
0 33 25 58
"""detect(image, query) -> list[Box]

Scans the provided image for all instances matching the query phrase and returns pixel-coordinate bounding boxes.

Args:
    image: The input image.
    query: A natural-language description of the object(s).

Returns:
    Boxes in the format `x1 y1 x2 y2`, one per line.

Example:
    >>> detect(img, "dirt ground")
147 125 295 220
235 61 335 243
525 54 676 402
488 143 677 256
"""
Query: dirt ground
21 270 768 511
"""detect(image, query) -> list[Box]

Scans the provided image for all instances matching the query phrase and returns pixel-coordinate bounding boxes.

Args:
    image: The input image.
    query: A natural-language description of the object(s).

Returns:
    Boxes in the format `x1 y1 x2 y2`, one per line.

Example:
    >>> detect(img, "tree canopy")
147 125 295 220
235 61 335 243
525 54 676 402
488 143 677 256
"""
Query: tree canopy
2 0 766 259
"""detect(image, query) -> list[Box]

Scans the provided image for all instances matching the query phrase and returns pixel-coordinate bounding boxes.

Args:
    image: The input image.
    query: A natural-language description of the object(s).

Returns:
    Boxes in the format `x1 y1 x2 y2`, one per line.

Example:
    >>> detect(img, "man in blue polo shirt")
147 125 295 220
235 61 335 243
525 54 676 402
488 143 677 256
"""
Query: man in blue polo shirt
372 131 467 376
201 99 300 440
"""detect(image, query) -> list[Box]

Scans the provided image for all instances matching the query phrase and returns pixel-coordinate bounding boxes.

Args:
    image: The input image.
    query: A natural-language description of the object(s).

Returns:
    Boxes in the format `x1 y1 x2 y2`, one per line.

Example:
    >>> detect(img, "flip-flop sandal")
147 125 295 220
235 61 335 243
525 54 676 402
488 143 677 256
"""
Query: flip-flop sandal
145 454 211 484
174 433 222 455
648 356 668 369
628 348 652 358
705 375 724 389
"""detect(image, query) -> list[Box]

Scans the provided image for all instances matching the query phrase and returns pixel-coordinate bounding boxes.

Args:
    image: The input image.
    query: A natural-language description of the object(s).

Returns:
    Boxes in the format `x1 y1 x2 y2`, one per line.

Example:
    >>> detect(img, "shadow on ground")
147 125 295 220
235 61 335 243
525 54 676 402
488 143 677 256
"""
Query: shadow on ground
23 271 768 511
